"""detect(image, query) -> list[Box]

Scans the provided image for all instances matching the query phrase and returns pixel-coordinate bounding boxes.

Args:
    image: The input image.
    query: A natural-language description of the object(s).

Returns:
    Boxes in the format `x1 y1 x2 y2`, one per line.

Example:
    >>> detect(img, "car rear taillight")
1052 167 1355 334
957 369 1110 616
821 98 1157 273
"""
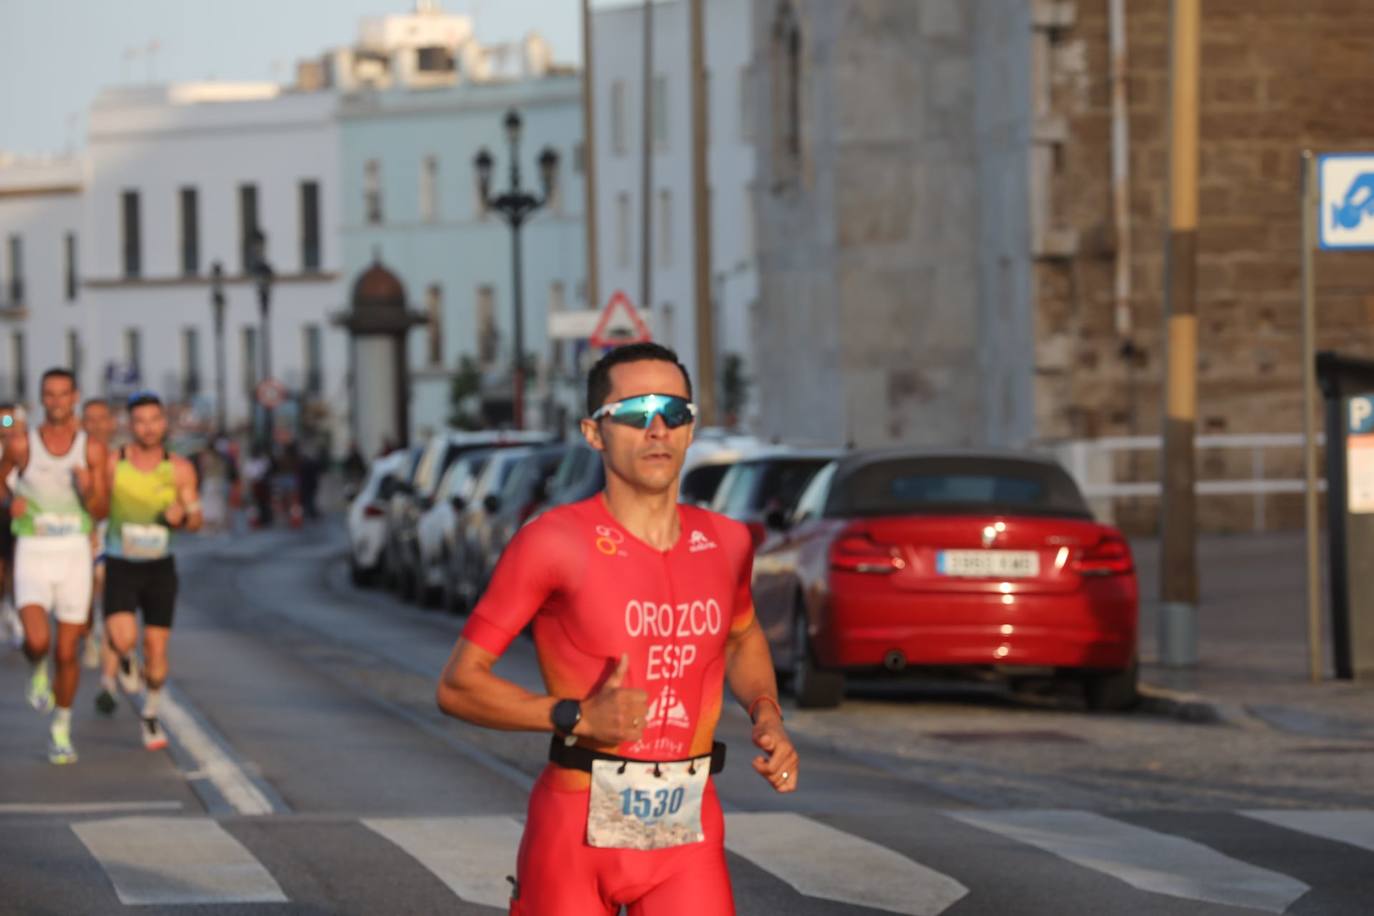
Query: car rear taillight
363 504 386 518
1073 535 1133 577
830 533 906 575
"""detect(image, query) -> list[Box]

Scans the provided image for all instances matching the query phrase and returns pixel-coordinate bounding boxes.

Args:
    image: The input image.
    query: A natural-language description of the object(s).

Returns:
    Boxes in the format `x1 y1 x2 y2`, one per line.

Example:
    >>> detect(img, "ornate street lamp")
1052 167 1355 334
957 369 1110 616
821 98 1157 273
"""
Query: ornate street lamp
472 108 560 430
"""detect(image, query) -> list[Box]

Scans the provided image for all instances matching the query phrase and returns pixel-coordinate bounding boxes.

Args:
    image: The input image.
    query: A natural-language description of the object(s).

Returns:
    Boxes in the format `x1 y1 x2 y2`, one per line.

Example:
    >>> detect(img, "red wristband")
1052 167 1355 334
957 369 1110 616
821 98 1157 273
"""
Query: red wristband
748 695 783 724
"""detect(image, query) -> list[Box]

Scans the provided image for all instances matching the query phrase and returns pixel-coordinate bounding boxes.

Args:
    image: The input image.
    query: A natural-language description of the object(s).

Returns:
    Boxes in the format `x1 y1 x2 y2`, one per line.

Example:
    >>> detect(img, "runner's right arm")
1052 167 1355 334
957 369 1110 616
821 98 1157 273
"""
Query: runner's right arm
0 436 27 516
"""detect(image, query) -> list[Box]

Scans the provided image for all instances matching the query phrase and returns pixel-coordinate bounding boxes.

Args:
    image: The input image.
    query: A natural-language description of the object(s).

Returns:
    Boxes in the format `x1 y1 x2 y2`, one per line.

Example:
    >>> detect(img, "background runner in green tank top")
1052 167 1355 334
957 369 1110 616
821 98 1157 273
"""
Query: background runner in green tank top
106 450 177 561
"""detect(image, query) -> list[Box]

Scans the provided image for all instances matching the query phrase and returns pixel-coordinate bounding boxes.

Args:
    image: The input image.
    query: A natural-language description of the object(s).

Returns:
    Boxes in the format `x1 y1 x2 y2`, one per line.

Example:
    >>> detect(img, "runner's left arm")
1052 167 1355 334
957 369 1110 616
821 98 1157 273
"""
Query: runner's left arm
81 438 110 519
724 544 799 793
166 456 203 532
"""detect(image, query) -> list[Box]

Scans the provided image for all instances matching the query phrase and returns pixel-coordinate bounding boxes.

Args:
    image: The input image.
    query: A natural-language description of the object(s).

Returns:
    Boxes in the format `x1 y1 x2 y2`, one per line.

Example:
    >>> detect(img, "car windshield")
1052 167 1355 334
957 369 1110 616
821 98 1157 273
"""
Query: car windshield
681 463 731 505
826 456 1092 519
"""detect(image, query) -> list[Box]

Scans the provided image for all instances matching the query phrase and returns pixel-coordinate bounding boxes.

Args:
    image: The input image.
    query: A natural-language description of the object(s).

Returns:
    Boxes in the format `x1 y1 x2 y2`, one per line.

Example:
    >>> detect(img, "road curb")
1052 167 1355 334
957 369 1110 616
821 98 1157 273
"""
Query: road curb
1136 681 1258 728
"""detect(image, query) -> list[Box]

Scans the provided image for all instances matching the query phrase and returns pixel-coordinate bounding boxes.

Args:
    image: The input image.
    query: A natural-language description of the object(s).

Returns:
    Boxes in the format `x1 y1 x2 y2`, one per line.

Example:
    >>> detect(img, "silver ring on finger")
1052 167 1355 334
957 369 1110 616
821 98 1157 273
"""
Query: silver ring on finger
781 771 790 781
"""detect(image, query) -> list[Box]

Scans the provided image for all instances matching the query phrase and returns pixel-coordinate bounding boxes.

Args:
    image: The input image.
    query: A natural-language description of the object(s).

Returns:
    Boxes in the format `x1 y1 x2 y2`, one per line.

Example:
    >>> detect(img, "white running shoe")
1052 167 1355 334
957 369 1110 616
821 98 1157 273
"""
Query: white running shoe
117 654 143 695
141 716 168 751
26 665 54 714
82 629 102 670
48 721 78 765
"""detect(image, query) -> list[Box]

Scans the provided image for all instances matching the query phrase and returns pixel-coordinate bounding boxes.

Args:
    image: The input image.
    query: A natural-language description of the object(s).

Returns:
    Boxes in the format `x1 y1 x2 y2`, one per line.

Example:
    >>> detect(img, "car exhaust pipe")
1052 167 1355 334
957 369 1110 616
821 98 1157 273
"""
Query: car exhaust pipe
883 650 907 672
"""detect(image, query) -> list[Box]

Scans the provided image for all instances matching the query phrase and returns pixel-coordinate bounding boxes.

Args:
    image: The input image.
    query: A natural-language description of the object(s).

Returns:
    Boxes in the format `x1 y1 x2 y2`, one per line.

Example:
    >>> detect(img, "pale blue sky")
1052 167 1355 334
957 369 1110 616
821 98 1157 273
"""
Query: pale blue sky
0 0 587 156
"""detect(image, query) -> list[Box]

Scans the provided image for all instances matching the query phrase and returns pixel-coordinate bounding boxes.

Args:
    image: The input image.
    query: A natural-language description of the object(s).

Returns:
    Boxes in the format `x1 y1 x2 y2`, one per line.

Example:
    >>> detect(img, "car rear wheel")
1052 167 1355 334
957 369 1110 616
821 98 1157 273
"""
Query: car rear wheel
439 550 466 614
1083 658 1139 712
792 612 844 709
350 556 374 588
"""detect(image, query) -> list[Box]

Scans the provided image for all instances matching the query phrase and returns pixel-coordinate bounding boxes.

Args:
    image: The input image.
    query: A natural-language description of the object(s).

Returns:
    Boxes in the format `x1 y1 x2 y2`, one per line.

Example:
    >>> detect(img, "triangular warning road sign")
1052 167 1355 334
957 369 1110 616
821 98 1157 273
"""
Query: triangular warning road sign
588 290 653 348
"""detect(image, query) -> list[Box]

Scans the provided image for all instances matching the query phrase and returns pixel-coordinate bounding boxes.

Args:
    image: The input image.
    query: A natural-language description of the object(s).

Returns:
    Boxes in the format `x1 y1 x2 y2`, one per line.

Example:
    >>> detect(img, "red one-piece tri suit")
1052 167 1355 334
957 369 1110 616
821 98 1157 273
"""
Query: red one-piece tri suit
461 495 755 916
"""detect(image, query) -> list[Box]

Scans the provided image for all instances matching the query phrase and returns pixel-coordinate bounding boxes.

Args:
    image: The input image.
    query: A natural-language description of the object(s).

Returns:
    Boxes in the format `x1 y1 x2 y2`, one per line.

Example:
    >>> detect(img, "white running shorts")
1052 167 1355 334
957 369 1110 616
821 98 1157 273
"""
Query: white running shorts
14 535 94 625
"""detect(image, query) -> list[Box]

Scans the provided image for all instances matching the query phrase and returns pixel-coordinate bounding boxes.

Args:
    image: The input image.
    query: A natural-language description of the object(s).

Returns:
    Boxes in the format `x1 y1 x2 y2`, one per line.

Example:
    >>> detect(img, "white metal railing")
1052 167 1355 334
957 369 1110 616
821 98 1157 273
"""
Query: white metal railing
1042 433 1327 532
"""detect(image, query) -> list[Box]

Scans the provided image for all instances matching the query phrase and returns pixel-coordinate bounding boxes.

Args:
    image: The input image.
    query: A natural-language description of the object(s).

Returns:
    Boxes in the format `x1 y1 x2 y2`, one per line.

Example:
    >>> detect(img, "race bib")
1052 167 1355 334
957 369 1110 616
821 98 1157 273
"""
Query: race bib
587 756 710 850
33 513 82 537
121 523 169 560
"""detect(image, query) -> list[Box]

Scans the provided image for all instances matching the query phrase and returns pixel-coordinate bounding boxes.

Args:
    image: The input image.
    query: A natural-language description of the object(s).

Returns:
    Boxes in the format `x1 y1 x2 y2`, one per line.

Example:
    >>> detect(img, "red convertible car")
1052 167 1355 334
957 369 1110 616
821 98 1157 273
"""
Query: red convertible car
750 450 1138 710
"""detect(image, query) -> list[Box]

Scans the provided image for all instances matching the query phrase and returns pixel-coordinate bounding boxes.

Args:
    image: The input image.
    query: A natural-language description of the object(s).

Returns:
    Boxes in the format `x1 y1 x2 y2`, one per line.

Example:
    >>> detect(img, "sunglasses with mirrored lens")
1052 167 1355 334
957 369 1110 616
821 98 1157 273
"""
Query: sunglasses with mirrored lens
591 394 697 430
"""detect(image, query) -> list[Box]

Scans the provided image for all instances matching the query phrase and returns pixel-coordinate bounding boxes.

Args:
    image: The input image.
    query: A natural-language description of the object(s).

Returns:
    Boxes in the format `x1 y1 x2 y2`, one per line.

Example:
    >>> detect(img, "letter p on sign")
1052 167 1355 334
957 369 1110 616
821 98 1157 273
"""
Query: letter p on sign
1352 396 1374 434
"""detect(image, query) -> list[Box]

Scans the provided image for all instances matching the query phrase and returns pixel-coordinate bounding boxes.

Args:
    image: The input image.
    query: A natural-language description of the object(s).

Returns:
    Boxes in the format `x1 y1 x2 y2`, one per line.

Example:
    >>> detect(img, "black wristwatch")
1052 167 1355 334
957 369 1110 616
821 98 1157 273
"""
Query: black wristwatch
551 699 582 746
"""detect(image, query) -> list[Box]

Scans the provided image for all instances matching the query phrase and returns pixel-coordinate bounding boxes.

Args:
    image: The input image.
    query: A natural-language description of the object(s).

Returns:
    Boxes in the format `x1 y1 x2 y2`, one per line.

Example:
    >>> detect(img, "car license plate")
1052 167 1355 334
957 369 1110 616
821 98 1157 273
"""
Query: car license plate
937 550 1039 578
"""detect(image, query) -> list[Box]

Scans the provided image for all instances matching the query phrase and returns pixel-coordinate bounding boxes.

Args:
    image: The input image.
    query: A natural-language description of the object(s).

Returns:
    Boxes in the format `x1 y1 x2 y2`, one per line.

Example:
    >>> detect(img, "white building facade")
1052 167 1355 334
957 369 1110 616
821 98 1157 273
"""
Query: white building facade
337 75 587 440
589 0 759 426
80 84 349 449
0 155 85 405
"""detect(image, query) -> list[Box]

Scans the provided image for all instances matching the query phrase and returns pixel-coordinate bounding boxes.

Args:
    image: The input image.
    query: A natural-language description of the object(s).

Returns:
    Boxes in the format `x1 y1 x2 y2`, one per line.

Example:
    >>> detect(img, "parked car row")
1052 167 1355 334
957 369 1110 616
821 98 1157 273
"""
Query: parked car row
349 431 1140 714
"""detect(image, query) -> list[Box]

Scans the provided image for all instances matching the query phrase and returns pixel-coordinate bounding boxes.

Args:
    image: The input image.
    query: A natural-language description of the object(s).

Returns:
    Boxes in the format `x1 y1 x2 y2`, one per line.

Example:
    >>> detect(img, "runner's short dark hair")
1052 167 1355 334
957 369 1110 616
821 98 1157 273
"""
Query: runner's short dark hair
586 343 693 415
40 368 76 389
82 397 109 411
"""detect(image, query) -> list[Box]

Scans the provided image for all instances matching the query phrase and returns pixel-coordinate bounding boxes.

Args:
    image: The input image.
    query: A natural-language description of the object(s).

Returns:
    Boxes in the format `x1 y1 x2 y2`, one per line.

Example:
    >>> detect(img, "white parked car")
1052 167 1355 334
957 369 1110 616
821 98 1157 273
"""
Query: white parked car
347 451 409 586
450 446 536 610
414 449 493 608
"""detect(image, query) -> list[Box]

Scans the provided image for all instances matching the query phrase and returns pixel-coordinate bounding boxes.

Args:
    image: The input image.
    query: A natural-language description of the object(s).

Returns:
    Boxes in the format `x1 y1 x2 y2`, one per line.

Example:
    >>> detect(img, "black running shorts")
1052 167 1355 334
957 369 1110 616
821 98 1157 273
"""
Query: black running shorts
104 556 178 628
0 509 12 563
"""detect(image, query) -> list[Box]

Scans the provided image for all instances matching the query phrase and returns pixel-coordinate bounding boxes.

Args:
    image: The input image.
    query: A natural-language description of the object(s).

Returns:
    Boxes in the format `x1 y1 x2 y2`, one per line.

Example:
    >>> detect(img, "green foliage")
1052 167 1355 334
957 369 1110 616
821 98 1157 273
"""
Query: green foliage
720 352 750 427
448 356 484 430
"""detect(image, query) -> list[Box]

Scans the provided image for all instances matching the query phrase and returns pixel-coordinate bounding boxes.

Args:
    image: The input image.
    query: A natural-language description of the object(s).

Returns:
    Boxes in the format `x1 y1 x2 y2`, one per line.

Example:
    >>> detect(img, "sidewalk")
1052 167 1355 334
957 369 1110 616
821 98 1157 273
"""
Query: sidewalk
1131 531 1374 739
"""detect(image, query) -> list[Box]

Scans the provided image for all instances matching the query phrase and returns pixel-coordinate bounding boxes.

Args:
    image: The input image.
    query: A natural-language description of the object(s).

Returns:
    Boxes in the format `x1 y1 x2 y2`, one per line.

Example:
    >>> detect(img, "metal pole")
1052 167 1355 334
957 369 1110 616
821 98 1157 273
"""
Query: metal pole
639 0 654 314
689 0 715 426
1302 150 1322 682
581 0 601 314
512 219 526 430
212 263 227 436
1159 0 1200 667
259 282 273 443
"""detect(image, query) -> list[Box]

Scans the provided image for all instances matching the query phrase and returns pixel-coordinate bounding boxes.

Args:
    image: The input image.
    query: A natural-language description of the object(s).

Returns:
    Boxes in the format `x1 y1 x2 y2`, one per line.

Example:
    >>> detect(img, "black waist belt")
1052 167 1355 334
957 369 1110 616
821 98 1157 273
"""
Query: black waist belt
548 738 727 775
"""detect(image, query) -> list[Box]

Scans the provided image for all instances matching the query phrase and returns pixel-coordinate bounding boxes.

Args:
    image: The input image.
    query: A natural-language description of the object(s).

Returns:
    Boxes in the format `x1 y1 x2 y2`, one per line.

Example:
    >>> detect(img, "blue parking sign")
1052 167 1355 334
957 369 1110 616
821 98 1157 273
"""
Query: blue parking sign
1351 395 1374 434
1319 153 1374 250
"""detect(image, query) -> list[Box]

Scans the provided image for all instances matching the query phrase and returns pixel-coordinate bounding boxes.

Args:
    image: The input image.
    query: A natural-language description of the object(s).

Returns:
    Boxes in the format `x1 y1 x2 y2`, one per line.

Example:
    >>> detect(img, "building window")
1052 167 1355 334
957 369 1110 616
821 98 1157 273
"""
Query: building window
616 193 631 268
11 332 25 400
241 326 259 395
182 327 201 398
365 159 383 225
771 1 803 175
121 191 141 279
300 180 322 272
66 330 81 383
6 235 22 305
610 80 628 155
416 46 455 73
125 328 142 379
657 190 673 268
476 285 498 368
63 233 77 302
303 324 323 396
652 74 669 150
420 155 439 223
239 184 259 273
425 284 443 366
180 187 199 276
549 281 566 372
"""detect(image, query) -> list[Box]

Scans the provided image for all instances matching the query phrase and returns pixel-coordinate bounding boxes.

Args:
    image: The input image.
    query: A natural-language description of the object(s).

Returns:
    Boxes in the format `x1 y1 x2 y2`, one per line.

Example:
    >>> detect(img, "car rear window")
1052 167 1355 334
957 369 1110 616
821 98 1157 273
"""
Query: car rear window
826 456 1091 519
682 463 731 505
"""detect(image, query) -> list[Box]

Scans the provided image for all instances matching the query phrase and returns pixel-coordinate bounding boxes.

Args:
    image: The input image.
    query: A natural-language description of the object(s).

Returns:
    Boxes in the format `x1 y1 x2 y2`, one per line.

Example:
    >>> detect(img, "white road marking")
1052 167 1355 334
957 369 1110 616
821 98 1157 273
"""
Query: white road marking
157 688 275 816
72 816 286 905
364 816 524 909
725 812 969 916
951 810 1310 914
1243 809 1374 854
0 801 183 815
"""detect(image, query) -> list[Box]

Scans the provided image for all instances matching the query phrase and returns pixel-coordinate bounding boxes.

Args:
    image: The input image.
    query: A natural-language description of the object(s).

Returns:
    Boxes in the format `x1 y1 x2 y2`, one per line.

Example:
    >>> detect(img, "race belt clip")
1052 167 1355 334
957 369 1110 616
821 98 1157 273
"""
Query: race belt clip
548 738 727 775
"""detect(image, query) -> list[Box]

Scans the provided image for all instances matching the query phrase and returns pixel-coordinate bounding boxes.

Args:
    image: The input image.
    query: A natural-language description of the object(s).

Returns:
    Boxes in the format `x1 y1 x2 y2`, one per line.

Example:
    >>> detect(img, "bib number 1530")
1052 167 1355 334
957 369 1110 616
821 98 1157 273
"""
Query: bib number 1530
620 787 686 820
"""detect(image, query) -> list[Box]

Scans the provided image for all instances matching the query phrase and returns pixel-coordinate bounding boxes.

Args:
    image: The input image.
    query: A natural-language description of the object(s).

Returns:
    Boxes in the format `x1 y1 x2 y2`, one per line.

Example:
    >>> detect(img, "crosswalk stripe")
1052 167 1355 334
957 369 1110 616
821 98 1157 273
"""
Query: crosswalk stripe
71 816 287 905
363 816 524 909
1243 809 1374 855
949 810 1310 914
725 812 969 916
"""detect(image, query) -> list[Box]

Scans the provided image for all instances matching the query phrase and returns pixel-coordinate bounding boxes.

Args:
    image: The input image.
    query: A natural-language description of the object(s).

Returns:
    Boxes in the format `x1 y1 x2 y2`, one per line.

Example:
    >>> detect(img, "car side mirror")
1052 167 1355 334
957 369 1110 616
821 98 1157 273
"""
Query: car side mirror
765 508 789 531
450 495 467 512
484 494 501 514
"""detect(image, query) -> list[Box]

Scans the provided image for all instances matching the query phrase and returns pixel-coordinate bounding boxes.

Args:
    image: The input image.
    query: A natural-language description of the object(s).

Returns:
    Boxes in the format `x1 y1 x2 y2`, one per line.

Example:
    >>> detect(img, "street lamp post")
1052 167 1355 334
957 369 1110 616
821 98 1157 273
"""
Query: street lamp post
250 229 275 444
474 109 560 430
210 261 227 436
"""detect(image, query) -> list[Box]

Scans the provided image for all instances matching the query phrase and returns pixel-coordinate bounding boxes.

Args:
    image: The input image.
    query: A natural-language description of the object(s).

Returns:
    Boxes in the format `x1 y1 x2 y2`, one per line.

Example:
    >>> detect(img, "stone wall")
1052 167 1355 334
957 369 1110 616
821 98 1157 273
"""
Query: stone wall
1035 0 1374 530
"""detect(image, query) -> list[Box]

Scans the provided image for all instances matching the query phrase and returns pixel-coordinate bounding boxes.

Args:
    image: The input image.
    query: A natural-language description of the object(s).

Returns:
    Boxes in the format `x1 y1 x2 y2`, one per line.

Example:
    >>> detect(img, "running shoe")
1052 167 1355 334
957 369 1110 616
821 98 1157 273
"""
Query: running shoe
117 654 143 695
94 688 117 717
82 631 102 670
48 721 78 765
141 716 168 751
1 602 22 649
26 665 54 714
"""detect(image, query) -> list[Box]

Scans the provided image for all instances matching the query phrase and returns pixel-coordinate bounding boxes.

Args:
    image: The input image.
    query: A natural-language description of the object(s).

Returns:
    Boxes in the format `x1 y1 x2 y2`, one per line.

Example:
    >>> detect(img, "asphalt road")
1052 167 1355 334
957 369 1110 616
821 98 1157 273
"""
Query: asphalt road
0 523 1371 915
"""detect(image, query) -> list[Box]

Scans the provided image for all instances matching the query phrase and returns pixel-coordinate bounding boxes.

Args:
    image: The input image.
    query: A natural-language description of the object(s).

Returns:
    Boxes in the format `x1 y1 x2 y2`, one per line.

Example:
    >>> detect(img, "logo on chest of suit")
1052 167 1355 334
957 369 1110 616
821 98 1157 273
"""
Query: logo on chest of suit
646 685 691 730
688 530 716 553
595 524 627 557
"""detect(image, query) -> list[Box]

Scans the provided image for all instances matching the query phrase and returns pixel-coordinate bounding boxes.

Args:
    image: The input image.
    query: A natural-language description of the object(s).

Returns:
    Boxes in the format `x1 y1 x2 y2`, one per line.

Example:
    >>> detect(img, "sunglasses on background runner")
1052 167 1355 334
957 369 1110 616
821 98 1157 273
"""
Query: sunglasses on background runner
590 394 698 430
0 416 12 428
